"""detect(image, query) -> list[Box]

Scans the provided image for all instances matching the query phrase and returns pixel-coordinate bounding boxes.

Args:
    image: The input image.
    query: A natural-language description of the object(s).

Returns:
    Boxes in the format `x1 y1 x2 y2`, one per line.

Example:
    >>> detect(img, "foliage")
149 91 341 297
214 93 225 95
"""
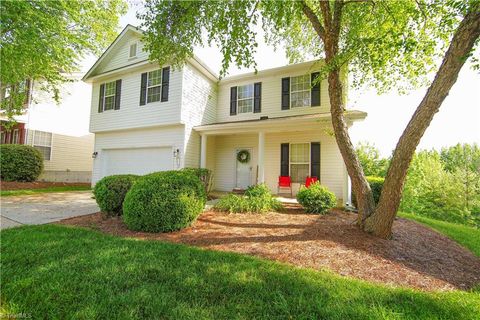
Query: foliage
355 142 389 177
0 145 43 181
93 175 138 217
123 171 206 232
400 212 480 257
2 225 480 319
296 182 337 214
181 167 213 194
215 184 283 213
351 176 384 207
1 185 90 197
400 150 477 226
0 0 127 120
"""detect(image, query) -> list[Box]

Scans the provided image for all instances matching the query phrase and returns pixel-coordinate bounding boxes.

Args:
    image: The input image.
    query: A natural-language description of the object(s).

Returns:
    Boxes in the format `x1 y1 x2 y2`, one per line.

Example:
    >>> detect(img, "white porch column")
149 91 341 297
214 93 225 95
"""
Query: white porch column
200 134 207 168
258 131 265 183
342 163 352 206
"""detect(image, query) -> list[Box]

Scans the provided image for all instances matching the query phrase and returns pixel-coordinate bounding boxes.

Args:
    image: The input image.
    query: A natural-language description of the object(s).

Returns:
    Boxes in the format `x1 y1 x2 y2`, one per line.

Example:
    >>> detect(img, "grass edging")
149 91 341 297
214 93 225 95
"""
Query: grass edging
399 212 480 257
1 185 91 197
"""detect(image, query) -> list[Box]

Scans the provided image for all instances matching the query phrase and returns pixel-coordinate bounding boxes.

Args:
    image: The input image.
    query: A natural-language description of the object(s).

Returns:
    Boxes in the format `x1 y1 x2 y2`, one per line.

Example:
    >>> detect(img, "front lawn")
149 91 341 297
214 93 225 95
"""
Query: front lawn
1 225 479 319
400 212 480 257
1 185 91 197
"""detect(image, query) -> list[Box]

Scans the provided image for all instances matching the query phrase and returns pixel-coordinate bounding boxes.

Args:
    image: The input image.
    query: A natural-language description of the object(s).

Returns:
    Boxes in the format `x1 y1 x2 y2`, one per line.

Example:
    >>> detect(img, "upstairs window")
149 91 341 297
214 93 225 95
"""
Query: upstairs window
104 81 116 111
290 75 311 108
237 84 254 113
32 130 52 160
129 42 137 58
12 129 19 144
147 69 162 103
290 143 310 183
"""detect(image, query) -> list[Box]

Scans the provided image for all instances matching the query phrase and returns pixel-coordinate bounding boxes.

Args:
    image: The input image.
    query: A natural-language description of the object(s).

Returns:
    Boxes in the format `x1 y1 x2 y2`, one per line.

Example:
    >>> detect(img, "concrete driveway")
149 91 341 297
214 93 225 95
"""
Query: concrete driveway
1 191 99 229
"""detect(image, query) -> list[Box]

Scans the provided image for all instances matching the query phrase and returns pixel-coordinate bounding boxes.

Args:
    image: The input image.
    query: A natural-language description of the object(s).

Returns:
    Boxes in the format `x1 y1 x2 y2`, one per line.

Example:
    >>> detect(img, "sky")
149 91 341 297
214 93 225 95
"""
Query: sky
80 2 480 156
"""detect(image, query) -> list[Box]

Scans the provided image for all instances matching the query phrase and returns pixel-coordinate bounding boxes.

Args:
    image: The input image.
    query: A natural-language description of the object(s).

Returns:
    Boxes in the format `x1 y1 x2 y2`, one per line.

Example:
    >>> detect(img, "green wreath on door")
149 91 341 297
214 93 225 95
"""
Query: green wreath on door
236 149 251 164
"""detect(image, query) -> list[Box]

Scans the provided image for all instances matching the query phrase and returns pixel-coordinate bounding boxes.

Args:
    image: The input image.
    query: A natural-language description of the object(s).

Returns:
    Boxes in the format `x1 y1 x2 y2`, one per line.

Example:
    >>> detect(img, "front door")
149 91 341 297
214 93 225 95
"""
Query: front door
236 148 252 189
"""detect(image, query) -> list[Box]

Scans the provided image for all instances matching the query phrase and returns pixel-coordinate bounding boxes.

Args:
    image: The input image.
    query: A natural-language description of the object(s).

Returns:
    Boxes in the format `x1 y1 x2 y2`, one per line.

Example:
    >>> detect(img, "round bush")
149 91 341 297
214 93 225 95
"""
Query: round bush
0 144 43 181
93 174 138 217
123 170 207 232
296 182 337 214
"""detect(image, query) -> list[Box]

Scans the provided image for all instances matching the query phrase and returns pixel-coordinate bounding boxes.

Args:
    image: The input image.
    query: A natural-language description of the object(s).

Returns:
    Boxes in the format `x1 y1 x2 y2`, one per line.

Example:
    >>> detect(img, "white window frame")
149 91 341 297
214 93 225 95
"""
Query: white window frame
12 129 19 144
103 81 116 111
31 130 53 161
290 142 310 183
129 41 138 59
237 84 254 114
146 69 162 104
290 74 311 108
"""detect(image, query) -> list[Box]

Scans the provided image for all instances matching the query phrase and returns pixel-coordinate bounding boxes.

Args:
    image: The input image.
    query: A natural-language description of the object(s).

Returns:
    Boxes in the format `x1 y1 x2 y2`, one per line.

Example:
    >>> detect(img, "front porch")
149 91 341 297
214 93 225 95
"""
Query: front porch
195 113 365 204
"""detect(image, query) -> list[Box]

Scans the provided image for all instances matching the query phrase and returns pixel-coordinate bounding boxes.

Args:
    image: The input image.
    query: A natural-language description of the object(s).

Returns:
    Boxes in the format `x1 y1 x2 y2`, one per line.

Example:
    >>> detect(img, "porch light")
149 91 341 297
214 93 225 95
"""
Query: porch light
92 151 98 159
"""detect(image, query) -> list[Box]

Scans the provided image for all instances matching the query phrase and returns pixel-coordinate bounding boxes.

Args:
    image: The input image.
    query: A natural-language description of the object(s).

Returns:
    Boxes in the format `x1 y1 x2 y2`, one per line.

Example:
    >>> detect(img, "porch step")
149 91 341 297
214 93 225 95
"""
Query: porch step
232 188 246 194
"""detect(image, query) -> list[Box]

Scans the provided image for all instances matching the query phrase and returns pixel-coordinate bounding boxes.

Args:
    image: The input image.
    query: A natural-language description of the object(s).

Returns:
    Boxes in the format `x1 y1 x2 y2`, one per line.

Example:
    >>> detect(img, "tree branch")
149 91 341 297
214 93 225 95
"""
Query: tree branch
319 1 332 31
299 0 326 41
332 0 344 42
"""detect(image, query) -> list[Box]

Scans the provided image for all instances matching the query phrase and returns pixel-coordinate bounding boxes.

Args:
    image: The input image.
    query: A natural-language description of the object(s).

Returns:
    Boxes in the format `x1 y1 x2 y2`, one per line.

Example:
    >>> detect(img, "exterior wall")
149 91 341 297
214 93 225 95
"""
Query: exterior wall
89 63 183 133
91 125 185 184
216 62 331 123
181 62 218 168
210 128 344 200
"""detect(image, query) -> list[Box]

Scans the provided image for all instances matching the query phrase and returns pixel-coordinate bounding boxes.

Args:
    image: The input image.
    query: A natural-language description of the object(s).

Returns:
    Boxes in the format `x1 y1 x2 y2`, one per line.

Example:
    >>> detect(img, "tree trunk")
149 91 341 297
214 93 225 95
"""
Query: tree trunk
364 8 480 238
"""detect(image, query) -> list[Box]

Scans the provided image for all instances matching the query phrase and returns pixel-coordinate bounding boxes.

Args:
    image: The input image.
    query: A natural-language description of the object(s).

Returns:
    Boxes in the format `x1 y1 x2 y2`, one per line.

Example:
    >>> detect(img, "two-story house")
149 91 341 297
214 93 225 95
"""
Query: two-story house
83 25 366 203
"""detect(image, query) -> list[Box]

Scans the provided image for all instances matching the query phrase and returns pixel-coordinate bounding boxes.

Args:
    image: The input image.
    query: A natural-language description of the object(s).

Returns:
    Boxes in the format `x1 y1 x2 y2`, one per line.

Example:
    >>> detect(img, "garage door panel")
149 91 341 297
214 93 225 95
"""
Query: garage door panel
103 147 173 177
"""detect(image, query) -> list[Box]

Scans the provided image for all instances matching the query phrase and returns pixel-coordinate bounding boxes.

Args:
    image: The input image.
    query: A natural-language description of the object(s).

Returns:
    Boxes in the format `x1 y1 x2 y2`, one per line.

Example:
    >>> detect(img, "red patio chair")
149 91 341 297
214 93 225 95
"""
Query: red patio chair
278 176 292 197
305 176 318 188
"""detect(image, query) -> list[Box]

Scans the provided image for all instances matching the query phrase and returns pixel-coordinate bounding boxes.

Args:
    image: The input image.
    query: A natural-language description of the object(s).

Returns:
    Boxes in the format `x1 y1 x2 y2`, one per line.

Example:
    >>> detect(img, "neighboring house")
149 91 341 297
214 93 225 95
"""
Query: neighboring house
1 74 94 183
83 25 366 203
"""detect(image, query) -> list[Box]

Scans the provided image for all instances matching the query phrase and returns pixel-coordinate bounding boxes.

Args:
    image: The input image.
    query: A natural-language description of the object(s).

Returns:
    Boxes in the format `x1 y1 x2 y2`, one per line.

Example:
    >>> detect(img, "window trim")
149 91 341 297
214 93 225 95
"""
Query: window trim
290 74 311 108
31 130 53 161
289 142 311 183
146 69 162 104
102 81 116 111
236 83 254 114
12 129 19 144
129 41 138 59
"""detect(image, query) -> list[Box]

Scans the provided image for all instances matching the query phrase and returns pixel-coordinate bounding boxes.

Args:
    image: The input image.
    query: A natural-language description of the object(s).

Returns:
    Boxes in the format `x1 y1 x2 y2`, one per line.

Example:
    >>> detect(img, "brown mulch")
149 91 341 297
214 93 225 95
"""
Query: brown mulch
57 207 480 291
0 181 90 190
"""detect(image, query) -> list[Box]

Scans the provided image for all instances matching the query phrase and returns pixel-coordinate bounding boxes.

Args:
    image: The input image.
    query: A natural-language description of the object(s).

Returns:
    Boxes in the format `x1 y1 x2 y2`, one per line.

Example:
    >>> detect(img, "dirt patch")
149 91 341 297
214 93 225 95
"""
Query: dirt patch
57 208 480 291
1 181 90 190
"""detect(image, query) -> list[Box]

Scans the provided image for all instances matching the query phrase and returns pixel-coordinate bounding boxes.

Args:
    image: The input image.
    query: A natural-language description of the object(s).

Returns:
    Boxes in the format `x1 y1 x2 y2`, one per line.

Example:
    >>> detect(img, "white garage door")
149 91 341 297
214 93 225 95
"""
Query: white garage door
102 147 173 177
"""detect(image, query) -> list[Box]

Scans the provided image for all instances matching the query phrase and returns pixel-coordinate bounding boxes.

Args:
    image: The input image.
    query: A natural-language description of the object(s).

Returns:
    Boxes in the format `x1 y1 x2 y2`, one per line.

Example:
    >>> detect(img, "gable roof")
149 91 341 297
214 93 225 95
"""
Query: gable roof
82 24 218 82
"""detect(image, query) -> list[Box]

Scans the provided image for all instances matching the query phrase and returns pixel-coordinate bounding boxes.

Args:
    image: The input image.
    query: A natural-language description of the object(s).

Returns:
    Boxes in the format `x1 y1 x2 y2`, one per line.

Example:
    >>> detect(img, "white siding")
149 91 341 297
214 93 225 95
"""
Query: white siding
89 64 183 133
181 62 217 168
216 63 331 123
210 129 344 200
91 125 185 184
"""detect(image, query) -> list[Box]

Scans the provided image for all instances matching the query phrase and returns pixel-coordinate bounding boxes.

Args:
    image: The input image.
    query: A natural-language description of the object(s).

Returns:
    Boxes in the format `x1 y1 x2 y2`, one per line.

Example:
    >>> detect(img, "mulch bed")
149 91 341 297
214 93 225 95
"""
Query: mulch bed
1 181 90 190
57 207 480 291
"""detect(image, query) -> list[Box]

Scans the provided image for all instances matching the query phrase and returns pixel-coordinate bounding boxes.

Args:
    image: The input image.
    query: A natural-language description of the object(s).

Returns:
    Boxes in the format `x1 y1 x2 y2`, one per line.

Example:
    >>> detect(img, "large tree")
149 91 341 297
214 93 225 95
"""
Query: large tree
140 0 480 238
0 0 127 119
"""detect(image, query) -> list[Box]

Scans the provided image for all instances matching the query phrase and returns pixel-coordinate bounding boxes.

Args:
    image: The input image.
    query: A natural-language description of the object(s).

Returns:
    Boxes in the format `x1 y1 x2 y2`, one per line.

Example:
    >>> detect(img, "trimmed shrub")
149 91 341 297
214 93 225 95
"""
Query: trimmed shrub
0 144 43 181
215 184 283 213
181 167 213 194
123 170 206 232
351 176 384 207
93 174 138 217
296 182 337 214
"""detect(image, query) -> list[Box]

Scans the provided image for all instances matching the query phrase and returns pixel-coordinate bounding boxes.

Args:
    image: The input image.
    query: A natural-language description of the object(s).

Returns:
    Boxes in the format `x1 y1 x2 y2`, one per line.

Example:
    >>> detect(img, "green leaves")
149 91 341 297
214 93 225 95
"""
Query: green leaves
0 0 127 120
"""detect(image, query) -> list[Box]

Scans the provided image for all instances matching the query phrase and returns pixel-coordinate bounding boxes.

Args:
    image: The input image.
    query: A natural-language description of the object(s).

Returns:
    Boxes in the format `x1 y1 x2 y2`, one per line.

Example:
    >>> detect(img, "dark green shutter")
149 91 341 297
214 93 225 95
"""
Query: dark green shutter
311 142 320 179
281 143 289 176
140 73 147 105
114 79 122 110
98 83 105 113
230 86 237 115
281 77 290 110
311 72 320 107
254 82 261 113
161 67 170 102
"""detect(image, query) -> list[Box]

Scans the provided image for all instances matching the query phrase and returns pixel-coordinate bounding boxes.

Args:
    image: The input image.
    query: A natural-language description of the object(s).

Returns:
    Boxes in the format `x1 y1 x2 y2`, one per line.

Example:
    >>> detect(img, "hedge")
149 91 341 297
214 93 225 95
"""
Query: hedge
0 144 43 181
351 176 384 207
93 174 139 217
296 182 337 214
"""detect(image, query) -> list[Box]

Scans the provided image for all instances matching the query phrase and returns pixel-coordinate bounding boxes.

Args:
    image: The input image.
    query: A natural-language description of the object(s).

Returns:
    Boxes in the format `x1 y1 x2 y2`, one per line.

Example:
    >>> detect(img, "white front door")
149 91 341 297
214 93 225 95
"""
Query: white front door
236 148 252 189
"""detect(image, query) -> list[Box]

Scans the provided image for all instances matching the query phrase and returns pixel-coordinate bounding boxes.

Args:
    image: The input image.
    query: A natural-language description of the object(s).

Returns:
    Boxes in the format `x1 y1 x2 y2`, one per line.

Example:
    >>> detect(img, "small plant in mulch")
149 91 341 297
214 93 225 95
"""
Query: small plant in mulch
214 184 283 214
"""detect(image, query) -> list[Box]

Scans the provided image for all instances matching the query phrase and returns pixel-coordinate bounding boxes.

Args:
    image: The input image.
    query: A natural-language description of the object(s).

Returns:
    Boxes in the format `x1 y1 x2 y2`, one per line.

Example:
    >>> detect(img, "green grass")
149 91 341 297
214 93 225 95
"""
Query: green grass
1 225 479 319
1 185 91 197
400 212 480 257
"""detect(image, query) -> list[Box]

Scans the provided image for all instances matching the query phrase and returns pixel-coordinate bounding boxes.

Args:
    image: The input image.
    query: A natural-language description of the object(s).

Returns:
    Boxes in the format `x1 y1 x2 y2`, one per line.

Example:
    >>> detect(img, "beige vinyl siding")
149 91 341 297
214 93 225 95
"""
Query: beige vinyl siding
181 62 217 168
216 63 330 123
89 64 183 133
210 129 344 199
91 125 185 184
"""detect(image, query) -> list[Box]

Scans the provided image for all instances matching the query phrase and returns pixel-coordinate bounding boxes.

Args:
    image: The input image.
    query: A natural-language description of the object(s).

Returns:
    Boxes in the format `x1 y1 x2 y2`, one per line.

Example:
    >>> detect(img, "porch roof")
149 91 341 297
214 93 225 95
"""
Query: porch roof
194 110 367 135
